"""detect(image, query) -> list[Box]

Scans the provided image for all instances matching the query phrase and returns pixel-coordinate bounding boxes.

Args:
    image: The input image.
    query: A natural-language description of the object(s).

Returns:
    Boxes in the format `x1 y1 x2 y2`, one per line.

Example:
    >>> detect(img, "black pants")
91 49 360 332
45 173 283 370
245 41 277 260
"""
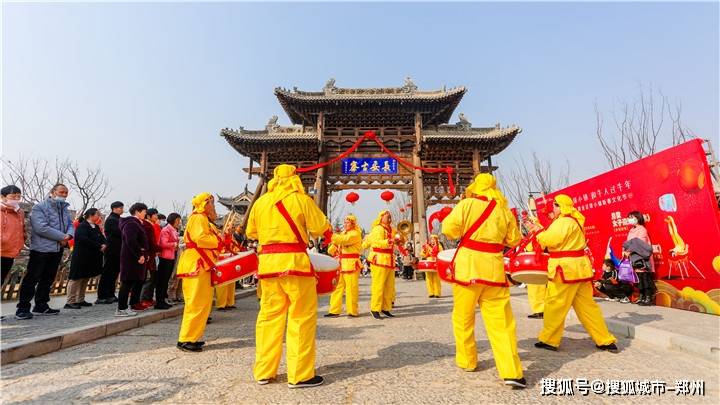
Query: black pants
637 272 656 296
118 279 144 310
1 256 15 287
156 258 175 305
402 265 414 279
140 267 156 301
97 254 120 299
598 282 633 299
17 250 64 311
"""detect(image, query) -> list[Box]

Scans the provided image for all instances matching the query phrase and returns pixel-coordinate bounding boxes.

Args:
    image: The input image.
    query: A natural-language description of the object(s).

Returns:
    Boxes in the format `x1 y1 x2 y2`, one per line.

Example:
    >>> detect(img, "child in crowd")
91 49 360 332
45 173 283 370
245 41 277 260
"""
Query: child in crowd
594 259 633 303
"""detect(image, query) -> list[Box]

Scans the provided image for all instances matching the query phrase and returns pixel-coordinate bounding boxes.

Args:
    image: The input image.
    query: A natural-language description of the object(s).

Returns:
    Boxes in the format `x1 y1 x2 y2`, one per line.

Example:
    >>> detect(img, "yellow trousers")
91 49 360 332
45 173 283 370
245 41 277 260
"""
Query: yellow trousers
215 282 236 308
254 276 317 385
370 265 394 312
425 271 442 297
452 283 523 379
538 279 616 348
328 272 359 316
178 271 214 343
527 284 546 314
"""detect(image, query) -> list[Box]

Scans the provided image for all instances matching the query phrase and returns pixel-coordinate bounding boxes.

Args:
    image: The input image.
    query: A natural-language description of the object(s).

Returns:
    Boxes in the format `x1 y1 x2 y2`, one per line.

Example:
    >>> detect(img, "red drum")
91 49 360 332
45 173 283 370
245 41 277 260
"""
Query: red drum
436 249 457 283
212 251 259 287
416 260 437 272
507 252 549 285
309 252 340 296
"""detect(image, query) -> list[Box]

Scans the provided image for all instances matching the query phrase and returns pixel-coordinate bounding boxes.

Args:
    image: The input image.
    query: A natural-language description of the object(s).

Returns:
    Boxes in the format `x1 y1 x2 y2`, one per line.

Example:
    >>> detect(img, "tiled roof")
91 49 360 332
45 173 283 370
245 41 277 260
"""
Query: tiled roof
221 126 319 142
422 125 521 141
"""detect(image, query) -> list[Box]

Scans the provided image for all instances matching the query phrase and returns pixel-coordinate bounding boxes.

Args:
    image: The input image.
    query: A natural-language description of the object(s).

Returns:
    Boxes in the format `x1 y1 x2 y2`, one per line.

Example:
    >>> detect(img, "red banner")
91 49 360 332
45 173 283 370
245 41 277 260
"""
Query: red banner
534 139 720 315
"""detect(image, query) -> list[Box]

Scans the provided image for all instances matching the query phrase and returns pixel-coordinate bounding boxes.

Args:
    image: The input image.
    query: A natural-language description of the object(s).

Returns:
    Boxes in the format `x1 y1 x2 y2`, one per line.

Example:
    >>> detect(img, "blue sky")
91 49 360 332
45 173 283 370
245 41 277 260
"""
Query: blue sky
3 1 718 229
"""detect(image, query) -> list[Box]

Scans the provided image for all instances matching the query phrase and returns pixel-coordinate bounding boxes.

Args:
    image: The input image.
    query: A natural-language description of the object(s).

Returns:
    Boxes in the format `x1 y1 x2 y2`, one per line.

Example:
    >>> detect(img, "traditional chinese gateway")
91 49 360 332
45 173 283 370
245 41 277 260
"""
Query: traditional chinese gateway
221 78 521 245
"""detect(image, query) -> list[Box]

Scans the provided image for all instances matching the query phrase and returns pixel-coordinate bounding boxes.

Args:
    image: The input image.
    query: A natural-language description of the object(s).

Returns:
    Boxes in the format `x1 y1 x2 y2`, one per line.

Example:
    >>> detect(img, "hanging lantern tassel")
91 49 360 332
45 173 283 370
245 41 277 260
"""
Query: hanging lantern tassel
345 191 360 205
380 190 395 205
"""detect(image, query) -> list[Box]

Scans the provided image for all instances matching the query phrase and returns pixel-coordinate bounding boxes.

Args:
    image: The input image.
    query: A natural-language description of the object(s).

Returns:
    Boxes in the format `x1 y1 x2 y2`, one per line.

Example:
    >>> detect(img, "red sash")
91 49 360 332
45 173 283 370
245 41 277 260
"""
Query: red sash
178 214 222 278
256 200 315 279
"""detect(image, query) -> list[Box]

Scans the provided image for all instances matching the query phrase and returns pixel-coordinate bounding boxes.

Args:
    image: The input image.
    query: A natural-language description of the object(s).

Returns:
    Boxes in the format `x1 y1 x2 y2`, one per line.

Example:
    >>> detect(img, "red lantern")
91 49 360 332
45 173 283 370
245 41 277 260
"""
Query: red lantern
380 190 394 204
345 192 360 205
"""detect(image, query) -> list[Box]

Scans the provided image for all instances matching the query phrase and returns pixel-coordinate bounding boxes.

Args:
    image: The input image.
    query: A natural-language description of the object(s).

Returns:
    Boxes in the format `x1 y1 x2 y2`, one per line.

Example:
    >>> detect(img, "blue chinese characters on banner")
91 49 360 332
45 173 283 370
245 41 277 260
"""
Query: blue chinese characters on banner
342 158 398 175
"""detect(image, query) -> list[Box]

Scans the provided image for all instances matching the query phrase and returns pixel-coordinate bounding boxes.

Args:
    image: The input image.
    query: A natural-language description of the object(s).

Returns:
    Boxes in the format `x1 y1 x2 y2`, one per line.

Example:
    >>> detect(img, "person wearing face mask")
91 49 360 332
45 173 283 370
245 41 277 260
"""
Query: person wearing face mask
1 185 26 293
529 194 617 353
15 183 74 320
622 211 656 306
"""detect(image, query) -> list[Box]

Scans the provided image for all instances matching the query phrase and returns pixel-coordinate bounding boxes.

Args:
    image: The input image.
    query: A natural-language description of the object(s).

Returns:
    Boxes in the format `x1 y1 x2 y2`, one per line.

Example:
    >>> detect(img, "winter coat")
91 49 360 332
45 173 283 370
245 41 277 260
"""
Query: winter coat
0 203 26 258
158 224 179 260
623 237 653 272
142 220 158 272
29 197 74 252
69 220 106 280
119 216 148 281
104 212 122 258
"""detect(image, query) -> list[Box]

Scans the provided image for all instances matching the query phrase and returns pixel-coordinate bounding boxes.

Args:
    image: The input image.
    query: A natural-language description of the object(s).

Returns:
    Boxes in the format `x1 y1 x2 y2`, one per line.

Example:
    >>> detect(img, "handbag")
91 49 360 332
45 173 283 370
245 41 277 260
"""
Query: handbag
617 259 638 284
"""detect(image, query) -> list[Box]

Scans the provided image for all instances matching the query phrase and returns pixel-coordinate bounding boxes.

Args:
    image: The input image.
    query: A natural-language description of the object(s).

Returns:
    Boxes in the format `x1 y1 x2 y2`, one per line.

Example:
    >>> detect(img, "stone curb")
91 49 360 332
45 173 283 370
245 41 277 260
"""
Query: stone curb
0 289 257 365
509 295 720 363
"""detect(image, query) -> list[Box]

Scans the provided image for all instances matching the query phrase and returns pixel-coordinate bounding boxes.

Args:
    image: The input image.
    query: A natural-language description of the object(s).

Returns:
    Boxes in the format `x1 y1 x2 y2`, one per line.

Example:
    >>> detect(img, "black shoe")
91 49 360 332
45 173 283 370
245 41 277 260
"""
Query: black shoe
371 311 383 320
534 341 558 351
217 307 227 311
206 316 213 324
64 303 82 309
348 314 359 318
504 377 527 389
32 307 60 315
596 343 619 353
381 311 395 318
155 304 172 310
177 342 203 352
226 305 237 310
95 298 113 304
288 375 324 389
324 313 340 318
527 312 544 319
14 310 33 320
109 296 119 303
78 301 92 307
637 298 650 306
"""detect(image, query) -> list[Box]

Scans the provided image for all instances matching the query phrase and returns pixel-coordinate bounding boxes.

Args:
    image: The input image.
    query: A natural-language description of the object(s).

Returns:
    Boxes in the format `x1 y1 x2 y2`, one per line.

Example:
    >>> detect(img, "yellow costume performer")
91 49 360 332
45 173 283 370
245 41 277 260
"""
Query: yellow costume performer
534 194 617 352
327 215 362 317
176 192 222 352
215 283 236 309
421 235 443 298
365 210 397 319
247 164 332 388
441 174 526 388
522 242 546 318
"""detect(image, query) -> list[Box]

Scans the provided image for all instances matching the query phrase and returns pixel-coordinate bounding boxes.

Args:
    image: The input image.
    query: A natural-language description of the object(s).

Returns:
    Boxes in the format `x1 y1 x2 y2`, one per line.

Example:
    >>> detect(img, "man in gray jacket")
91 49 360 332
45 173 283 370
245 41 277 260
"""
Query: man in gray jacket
15 184 75 319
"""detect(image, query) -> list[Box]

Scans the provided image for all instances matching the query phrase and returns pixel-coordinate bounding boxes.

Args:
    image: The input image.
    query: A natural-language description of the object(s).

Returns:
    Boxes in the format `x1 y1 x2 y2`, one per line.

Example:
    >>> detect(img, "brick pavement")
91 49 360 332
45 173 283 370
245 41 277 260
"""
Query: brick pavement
1 277 718 404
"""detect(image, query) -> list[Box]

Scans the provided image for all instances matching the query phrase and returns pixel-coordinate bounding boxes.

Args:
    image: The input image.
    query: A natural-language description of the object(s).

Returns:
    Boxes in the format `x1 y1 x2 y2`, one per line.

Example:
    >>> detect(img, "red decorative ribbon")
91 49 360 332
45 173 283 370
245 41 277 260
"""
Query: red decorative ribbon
296 131 455 195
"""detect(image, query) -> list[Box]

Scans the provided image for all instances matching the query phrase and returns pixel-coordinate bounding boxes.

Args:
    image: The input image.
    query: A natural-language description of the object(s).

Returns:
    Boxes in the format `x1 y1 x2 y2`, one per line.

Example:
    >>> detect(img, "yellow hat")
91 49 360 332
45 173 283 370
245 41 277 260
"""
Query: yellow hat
465 173 508 206
372 210 391 228
191 192 213 214
267 164 305 202
554 194 586 226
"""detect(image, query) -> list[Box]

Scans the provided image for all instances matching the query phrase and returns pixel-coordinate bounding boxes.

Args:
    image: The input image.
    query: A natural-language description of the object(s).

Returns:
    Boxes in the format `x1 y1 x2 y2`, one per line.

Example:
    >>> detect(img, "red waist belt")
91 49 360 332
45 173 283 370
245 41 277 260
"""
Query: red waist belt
259 243 307 254
462 239 504 253
339 254 360 259
372 248 393 254
549 250 585 258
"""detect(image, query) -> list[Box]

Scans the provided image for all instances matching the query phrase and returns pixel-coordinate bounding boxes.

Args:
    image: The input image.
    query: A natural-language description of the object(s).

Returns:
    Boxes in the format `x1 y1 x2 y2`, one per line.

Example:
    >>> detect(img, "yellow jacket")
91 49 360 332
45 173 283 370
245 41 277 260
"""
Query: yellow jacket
420 242 444 262
366 224 396 269
536 215 593 282
177 213 222 277
441 197 520 285
331 228 362 272
246 191 330 278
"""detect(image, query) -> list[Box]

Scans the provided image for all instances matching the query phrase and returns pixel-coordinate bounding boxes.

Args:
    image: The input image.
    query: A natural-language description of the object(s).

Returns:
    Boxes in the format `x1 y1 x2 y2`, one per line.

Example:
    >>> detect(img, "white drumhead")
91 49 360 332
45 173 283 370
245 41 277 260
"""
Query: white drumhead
309 252 340 272
215 250 255 266
437 249 456 262
510 271 548 285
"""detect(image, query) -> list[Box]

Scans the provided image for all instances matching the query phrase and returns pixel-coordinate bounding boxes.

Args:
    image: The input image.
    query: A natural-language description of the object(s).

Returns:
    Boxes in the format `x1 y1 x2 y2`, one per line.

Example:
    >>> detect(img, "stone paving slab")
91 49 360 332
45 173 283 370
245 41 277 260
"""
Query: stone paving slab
1 278 717 404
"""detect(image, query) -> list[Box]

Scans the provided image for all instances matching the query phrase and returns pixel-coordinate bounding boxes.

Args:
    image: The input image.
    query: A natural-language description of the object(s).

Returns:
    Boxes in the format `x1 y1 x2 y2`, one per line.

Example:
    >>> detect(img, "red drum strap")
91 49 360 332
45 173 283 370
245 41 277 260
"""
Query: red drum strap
548 250 586 258
259 243 307 254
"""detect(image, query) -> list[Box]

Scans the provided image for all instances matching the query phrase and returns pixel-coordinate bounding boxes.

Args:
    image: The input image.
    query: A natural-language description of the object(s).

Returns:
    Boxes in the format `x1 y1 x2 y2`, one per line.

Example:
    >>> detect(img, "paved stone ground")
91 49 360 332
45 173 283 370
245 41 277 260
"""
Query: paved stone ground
1 277 717 404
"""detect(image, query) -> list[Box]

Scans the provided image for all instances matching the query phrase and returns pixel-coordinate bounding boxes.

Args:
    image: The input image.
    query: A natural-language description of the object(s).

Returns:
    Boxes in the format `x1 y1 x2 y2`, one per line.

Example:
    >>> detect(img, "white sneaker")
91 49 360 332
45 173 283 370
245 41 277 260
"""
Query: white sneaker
115 309 137 317
518 283 527 289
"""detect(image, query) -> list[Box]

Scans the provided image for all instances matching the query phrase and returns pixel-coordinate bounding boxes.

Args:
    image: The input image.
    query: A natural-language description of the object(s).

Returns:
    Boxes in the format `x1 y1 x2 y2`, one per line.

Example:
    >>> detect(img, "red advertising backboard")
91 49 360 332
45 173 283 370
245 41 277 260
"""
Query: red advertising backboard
534 139 720 315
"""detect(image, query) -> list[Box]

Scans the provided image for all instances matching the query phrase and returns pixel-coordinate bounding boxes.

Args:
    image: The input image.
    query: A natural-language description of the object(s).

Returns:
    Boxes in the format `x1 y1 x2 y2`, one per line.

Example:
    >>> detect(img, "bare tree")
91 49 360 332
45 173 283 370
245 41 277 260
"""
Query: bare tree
326 192 345 231
1 156 67 204
2 156 111 213
64 160 111 214
497 152 570 211
171 200 189 217
388 191 411 224
596 83 693 168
